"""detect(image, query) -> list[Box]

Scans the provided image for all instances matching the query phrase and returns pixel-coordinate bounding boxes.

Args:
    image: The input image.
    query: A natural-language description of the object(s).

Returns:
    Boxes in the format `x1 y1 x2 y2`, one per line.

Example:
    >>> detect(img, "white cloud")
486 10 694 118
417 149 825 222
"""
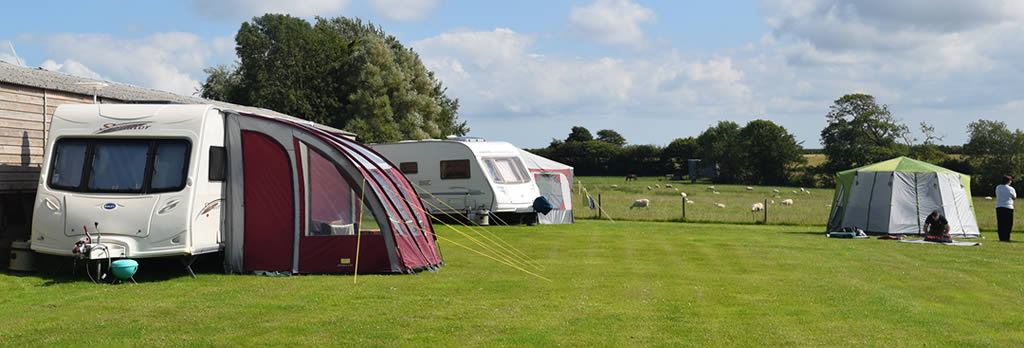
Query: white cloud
39 33 234 96
40 59 104 80
569 0 656 47
413 28 751 130
189 0 351 21
368 0 440 22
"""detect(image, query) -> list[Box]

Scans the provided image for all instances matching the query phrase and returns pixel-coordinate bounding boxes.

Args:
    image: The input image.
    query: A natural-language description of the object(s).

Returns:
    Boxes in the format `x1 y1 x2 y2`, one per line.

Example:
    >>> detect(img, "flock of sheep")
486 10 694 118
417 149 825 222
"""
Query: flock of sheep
624 184 804 213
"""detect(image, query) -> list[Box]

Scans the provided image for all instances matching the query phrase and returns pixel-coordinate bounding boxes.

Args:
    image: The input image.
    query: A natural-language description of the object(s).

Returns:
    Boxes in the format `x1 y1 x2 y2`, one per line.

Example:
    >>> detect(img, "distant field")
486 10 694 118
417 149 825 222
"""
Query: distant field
575 176 1019 232
4 220 1024 346
803 153 826 167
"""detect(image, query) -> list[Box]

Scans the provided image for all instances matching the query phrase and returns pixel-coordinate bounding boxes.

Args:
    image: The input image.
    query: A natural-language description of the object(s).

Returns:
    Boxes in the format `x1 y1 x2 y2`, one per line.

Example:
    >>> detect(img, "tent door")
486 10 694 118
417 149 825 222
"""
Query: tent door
241 131 295 272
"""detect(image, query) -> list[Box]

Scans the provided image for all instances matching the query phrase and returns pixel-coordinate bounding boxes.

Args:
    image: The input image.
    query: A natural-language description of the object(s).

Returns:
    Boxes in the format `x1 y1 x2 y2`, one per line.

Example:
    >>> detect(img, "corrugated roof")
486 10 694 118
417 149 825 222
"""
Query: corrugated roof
0 61 355 137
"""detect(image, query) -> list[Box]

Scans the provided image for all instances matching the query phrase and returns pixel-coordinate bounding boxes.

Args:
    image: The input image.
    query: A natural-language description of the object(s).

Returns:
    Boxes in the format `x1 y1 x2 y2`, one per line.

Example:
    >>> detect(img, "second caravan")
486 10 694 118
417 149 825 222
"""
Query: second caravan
370 138 543 224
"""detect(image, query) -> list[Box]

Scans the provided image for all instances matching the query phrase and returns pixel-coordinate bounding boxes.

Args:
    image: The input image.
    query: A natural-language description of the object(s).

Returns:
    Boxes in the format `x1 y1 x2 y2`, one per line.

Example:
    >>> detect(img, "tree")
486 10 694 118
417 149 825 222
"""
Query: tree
566 126 594 143
738 120 806 185
596 129 627 146
963 120 1024 192
661 137 697 175
696 121 744 183
820 94 910 175
200 14 467 143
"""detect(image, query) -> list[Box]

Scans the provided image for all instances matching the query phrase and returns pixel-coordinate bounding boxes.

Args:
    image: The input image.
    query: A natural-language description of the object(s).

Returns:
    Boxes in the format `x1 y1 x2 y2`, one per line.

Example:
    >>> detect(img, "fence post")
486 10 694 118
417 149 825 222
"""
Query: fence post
764 198 768 223
682 196 686 220
598 194 603 218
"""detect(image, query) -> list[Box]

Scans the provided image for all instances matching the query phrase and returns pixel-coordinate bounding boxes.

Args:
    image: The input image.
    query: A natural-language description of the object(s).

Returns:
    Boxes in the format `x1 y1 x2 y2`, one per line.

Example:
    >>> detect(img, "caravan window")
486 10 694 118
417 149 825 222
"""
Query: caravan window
399 162 418 174
47 138 191 193
49 139 88 190
482 157 530 184
440 159 470 179
88 142 149 192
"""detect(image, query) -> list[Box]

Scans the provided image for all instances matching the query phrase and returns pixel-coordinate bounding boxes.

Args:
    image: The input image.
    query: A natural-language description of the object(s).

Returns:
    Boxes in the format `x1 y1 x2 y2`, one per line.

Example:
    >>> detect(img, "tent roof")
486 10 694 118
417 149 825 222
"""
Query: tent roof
838 156 963 176
519 149 573 171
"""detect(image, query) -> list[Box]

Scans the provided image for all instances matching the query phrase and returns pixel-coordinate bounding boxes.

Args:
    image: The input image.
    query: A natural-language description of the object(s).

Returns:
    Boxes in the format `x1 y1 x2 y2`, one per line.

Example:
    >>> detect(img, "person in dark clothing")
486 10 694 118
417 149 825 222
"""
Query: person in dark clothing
996 175 1016 242
923 210 951 243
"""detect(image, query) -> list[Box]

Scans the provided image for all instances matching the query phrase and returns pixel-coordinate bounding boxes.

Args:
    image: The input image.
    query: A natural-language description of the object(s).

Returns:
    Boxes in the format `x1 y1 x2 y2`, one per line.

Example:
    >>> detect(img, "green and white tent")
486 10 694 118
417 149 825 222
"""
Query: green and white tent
826 157 980 237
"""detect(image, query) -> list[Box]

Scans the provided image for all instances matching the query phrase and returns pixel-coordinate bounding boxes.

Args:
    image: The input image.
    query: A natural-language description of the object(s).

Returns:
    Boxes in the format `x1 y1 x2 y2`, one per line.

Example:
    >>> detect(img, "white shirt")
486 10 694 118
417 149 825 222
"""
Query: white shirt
996 184 1017 209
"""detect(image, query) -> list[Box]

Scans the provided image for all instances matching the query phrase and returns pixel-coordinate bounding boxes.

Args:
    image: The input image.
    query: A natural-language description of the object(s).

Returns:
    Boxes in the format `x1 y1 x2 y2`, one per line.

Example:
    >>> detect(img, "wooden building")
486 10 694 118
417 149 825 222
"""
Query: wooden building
0 61 353 261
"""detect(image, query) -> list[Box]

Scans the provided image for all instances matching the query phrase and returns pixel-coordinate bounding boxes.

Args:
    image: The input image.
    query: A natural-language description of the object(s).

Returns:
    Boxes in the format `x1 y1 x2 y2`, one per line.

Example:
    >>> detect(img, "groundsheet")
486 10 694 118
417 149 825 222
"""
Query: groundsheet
899 239 981 246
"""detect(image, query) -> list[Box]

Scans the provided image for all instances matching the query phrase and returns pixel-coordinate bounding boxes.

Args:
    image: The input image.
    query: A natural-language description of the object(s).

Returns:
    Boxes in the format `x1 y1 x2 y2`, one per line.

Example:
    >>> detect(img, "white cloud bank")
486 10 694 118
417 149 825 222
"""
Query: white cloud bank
569 0 656 47
37 32 234 96
189 0 352 21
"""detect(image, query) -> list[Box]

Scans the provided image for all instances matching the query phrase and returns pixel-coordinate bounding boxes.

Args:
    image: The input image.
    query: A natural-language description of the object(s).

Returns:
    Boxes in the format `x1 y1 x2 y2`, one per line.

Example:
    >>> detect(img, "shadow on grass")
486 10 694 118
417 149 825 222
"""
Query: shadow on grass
18 253 226 286
782 231 827 236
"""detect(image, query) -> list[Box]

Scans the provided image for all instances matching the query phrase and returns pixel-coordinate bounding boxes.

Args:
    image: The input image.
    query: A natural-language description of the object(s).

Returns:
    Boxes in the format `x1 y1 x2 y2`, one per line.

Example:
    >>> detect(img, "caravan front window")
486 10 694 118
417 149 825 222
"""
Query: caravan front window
482 157 530 184
48 138 191 193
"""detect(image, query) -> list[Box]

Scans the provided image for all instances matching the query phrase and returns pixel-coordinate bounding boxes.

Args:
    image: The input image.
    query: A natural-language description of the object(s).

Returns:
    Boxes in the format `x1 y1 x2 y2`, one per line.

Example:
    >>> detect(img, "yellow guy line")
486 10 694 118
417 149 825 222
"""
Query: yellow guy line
354 178 367 284
407 181 544 270
394 192 527 270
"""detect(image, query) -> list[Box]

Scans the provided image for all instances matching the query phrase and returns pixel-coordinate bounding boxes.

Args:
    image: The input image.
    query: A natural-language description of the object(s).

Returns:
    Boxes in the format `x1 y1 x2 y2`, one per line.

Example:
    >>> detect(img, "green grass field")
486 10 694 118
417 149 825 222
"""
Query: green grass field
3 220 1024 346
575 176 1020 232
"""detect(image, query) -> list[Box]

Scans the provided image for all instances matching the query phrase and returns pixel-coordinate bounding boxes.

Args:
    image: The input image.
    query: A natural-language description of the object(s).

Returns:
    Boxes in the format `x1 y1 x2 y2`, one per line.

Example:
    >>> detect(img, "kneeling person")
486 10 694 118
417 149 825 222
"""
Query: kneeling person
923 210 951 243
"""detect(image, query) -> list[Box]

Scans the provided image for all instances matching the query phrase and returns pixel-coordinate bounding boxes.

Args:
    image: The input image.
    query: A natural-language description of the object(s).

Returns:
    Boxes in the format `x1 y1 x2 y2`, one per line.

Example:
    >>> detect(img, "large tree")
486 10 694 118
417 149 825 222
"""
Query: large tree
200 14 467 143
595 129 627 147
661 137 697 175
696 121 744 183
566 126 594 143
820 94 910 174
738 120 806 185
964 120 1024 192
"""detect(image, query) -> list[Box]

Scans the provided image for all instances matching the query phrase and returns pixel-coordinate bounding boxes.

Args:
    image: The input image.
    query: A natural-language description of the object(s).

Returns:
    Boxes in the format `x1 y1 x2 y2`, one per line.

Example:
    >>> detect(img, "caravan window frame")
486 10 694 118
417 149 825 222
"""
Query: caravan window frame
481 157 531 184
47 137 192 194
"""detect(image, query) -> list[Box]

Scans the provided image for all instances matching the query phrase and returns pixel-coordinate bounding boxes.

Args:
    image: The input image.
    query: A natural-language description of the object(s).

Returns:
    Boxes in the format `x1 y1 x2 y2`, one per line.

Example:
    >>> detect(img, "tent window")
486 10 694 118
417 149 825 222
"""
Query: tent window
308 149 356 236
482 157 530 184
399 162 418 174
440 159 470 179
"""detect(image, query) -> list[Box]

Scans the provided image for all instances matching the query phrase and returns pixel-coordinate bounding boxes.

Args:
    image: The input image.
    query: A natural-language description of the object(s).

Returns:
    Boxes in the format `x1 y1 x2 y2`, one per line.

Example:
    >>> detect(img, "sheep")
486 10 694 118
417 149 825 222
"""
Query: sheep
772 188 780 193
680 192 687 197
805 191 811 195
665 184 673 188
985 196 993 200
770 200 776 205
714 202 726 209
655 184 661 189
751 202 764 212
746 186 754 191
791 190 798 194
713 191 721 195
630 199 650 209
647 185 652 190
686 199 695 204
781 199 794 205
610 184 619 188
706 186 716 191
800 187 807 192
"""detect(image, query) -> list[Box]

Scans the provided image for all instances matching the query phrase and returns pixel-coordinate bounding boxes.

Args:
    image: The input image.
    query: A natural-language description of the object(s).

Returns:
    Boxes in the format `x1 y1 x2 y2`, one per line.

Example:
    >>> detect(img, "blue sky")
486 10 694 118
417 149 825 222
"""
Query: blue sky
3 0 1023 148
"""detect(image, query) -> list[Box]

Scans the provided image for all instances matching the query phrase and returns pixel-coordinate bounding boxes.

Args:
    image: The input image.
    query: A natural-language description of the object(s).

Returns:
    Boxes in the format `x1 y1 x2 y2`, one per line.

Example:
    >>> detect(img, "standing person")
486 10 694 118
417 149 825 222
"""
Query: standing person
996 175 1017 242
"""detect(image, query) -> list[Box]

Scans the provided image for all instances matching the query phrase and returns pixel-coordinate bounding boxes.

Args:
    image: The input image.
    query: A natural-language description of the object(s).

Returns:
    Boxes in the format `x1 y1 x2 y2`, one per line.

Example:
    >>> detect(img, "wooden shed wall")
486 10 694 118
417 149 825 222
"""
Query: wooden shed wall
0 82 107 193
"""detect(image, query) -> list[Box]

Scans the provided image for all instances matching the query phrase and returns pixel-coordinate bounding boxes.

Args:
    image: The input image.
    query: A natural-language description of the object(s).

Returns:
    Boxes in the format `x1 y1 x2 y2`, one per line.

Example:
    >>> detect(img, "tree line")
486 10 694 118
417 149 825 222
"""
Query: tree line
532 93 1024 193
528 119 806 186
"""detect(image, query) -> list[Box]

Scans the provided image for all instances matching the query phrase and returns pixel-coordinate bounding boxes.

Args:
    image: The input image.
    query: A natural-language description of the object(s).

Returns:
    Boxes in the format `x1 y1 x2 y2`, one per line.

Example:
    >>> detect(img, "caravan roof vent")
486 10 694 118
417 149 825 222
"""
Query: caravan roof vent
446 136 486 142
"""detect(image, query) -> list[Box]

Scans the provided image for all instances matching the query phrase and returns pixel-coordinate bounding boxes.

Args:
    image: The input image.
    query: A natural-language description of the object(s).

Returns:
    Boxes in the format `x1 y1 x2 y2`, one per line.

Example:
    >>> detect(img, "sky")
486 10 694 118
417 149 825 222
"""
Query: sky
2 0 1023 149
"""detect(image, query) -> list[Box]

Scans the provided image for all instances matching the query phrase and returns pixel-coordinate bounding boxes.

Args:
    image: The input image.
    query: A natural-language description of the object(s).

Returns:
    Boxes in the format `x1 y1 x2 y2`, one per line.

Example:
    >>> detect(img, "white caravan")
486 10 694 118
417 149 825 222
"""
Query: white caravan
31 104 226 261
370 138 542 224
